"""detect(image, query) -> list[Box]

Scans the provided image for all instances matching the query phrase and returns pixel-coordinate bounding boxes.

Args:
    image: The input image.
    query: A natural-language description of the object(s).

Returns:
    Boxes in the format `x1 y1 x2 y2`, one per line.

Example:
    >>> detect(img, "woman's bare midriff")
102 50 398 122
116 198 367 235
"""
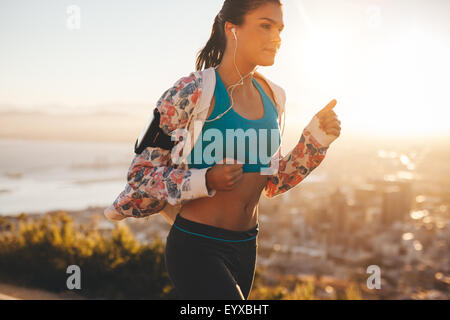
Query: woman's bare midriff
179 172 268 231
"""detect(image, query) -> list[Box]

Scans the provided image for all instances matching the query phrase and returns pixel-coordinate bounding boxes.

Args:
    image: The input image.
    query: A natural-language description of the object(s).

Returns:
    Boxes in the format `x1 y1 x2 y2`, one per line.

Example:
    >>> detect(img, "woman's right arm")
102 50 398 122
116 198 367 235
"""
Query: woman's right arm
112 74 216 217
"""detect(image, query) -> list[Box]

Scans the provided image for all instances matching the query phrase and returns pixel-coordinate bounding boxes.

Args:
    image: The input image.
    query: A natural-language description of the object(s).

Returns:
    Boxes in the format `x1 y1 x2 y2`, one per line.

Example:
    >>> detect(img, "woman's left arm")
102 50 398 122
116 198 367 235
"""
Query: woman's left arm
263 99 341 198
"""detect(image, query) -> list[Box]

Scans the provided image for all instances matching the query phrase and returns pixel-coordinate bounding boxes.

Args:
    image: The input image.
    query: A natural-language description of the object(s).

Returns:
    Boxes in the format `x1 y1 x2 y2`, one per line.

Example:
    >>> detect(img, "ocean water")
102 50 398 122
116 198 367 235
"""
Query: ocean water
0 139 134 216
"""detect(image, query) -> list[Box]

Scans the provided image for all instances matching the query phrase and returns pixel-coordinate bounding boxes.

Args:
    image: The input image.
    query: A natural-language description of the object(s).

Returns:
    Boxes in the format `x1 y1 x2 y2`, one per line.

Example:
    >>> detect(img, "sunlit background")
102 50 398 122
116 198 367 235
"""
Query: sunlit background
0 0 449 300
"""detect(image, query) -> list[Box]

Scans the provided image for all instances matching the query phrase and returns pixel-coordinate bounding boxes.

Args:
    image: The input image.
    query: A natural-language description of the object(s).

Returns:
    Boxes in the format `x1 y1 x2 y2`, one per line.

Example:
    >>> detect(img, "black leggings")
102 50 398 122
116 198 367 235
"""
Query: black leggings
164 213 259 300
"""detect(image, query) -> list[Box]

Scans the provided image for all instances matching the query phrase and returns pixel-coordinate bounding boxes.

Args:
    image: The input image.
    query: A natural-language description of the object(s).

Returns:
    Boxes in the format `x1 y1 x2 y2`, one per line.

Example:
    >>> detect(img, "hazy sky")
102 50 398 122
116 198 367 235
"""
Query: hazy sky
1 0 449 139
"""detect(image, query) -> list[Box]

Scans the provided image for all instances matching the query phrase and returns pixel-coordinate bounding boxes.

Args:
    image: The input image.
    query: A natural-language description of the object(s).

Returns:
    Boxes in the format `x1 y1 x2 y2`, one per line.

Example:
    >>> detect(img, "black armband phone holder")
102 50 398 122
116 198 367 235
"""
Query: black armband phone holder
134 108 175 154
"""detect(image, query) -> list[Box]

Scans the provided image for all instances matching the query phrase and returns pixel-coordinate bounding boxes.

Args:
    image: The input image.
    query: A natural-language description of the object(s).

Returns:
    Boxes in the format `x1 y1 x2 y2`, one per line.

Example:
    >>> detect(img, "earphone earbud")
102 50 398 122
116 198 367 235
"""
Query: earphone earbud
231 27 236 39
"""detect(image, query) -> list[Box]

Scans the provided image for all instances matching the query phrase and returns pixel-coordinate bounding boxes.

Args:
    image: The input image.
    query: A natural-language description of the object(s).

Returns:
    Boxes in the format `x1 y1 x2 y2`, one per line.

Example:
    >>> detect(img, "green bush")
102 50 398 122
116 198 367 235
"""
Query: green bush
0 211 176 299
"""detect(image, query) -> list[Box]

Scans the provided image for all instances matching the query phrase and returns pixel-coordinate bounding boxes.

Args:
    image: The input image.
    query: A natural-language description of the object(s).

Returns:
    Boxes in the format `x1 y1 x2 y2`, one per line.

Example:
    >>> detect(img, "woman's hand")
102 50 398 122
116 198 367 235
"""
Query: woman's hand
206 158 244 192
315 99 341 138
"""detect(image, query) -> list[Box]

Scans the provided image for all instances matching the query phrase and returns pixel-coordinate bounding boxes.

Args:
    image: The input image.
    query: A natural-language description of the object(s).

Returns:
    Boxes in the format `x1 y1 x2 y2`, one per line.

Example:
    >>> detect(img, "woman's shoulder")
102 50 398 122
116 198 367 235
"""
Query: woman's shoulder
254 72 286 114
156 71 204 134
162 71 201 103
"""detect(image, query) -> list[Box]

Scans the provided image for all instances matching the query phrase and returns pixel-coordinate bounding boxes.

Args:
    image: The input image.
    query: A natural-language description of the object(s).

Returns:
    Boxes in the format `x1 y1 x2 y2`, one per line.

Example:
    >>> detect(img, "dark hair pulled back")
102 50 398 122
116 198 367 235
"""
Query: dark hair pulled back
195 0 282 71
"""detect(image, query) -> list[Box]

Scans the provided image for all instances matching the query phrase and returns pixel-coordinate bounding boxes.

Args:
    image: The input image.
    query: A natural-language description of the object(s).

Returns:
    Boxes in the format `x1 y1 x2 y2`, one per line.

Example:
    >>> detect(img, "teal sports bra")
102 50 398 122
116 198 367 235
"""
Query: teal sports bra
186 69 281 173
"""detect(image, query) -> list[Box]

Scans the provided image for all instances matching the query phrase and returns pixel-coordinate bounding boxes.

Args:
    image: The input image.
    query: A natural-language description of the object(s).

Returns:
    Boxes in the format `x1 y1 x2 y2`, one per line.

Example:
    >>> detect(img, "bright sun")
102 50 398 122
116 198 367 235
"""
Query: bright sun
283 0 450 139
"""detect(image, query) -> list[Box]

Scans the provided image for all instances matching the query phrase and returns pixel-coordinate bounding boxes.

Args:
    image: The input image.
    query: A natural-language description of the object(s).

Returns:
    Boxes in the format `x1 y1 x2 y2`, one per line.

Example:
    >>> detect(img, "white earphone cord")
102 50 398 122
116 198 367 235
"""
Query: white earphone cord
204 28 283 162
206 28 257 122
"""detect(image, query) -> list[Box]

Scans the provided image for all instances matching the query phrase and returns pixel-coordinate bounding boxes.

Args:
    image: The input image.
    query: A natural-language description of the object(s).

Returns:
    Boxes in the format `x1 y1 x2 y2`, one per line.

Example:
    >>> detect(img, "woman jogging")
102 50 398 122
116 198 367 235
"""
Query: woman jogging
163 0 341 300
105 0 341 299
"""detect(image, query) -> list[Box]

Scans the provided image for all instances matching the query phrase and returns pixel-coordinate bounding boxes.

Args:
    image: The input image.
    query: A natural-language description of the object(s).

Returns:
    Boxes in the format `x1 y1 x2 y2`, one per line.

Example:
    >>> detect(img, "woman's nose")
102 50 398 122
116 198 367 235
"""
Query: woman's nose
273 33 281 46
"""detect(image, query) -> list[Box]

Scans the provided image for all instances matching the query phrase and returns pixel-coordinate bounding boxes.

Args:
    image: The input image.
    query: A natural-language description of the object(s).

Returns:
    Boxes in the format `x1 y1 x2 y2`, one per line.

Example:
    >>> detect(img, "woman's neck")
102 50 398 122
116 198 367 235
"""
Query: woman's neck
216 59 258 94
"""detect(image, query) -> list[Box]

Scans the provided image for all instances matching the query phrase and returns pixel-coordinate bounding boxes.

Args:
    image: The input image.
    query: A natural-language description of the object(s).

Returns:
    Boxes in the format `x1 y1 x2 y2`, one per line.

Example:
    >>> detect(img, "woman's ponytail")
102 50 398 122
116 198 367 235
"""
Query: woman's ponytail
195 13 227 71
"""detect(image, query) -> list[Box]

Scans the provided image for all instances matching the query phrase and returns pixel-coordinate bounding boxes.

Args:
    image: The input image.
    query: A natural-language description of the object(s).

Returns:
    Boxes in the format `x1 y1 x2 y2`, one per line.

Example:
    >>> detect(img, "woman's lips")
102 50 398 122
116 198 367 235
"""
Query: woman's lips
265 49 277 55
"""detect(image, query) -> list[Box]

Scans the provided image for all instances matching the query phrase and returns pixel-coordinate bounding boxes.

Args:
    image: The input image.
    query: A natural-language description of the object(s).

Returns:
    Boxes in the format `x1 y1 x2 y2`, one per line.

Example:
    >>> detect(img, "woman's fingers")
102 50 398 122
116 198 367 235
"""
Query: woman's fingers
316 99 337 118
320 111 338 121
230 172 244 186
324 125 341 135
317 107 337 121
316 99 341 133
321 118 341 129
322 110 337 118
321 116 339 124
325 128 341 136
325 124 341 131
311 100 342 143
320 119 340 130
230 167 243 179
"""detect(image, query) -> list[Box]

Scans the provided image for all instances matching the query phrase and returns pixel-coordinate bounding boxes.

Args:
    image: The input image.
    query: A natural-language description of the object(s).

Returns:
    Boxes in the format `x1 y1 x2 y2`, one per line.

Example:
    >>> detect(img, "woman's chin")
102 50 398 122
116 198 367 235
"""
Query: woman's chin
259 58 275 67
258 56 275 67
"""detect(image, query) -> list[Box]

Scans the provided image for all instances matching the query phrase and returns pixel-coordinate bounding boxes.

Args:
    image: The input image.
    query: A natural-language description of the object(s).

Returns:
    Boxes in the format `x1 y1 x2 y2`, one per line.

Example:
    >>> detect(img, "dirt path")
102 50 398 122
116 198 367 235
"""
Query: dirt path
0 282 85 300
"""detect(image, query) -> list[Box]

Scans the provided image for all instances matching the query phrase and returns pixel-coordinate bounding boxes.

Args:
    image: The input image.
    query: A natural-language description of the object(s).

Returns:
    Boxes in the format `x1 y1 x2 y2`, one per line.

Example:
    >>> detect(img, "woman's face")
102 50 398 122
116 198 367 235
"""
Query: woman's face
227 2 284 67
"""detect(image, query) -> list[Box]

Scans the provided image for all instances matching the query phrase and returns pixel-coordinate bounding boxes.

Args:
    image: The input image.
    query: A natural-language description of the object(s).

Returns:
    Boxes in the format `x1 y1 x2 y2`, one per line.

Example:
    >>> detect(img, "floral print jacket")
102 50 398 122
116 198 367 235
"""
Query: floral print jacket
107 67 336 221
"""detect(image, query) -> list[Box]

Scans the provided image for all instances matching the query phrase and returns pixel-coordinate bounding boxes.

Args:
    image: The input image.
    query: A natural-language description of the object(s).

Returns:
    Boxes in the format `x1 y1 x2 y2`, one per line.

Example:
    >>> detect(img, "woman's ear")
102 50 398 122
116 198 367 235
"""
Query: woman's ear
224 21 237 38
